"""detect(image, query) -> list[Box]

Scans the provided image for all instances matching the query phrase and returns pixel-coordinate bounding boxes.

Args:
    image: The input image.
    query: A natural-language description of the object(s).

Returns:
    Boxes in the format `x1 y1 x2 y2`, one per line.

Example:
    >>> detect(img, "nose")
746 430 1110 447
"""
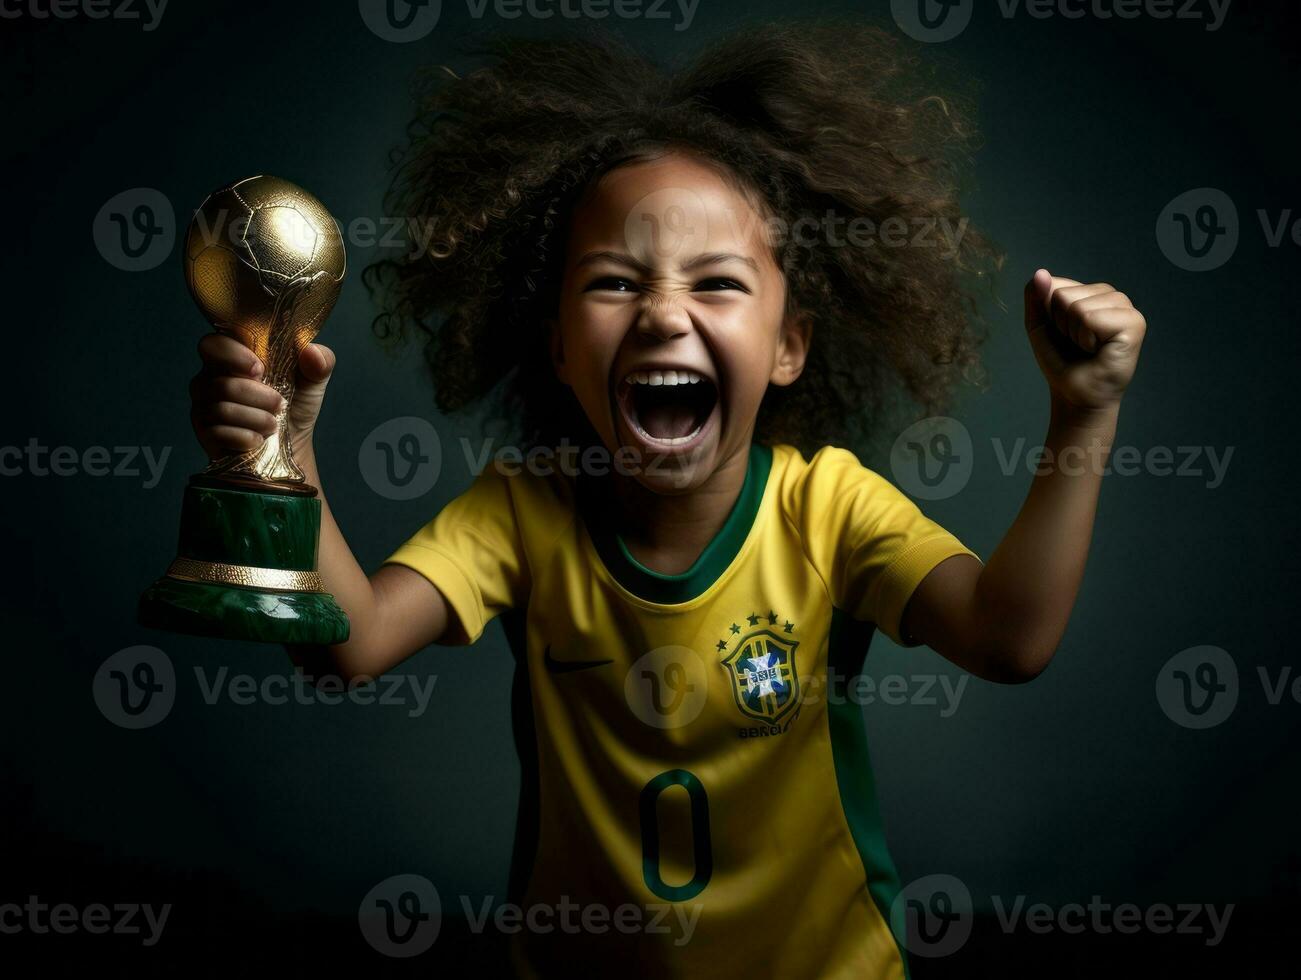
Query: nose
634 293 692 343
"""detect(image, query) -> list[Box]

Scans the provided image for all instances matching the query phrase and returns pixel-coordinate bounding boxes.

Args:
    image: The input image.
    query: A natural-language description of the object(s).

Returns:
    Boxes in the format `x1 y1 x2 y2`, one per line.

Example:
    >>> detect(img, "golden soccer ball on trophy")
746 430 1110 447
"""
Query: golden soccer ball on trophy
184 174 346 489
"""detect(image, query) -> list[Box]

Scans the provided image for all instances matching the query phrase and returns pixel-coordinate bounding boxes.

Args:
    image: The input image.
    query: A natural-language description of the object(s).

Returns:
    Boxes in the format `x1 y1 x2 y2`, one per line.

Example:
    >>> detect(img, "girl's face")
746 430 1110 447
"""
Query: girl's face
554 152 809 494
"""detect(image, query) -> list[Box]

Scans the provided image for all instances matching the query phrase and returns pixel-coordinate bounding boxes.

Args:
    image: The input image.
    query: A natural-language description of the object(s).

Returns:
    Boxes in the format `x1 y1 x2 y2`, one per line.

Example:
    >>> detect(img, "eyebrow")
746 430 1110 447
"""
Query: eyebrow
575 250 651 274
682 251 760 273
574 250 759 274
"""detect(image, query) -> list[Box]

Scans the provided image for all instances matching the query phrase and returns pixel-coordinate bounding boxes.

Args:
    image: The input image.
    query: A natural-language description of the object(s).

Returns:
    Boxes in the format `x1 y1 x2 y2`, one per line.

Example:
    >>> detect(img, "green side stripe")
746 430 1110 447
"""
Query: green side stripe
827 608 911 980
500 610 540 908
581 444 773 605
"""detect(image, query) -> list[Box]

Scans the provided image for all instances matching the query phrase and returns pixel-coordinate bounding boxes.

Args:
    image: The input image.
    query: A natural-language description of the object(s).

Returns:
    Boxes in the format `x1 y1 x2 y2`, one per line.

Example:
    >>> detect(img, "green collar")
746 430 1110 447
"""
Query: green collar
580 444 773 605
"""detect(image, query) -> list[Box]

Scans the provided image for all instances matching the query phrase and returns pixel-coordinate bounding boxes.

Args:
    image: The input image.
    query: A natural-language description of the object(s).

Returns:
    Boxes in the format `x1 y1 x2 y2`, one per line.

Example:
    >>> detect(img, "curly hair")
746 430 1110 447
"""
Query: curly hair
364 23 1001 454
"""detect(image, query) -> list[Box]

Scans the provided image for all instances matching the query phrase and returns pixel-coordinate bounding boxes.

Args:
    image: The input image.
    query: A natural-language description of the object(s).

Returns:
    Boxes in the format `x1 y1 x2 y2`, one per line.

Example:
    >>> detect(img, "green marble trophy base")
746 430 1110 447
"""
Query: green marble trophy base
138 480 350 645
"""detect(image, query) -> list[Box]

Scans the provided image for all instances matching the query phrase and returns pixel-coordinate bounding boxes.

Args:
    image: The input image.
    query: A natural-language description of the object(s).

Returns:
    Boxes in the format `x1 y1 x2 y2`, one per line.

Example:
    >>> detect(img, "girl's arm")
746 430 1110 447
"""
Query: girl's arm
288 447 450 683
901 270 1147 683
190 335 449 682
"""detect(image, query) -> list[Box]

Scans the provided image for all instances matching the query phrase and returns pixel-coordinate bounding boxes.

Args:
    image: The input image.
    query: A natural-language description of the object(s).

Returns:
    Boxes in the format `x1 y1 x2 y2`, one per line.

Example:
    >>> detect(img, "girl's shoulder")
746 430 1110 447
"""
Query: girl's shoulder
769 441 877 489
768 442 910 524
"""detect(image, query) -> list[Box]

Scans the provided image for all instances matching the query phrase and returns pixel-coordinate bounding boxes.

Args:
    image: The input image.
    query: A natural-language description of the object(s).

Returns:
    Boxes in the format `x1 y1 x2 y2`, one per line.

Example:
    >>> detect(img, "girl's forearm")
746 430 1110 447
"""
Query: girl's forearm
287 450 400 681
972 402 1118 673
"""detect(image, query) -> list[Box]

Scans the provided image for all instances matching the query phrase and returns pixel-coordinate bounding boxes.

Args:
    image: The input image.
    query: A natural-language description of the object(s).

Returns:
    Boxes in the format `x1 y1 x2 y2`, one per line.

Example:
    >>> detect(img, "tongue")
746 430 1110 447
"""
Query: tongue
636 386 701 440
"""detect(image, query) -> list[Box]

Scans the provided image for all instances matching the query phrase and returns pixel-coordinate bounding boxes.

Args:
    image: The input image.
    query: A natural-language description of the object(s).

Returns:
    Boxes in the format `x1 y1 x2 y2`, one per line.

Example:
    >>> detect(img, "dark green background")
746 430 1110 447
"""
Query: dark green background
3 0 1298 973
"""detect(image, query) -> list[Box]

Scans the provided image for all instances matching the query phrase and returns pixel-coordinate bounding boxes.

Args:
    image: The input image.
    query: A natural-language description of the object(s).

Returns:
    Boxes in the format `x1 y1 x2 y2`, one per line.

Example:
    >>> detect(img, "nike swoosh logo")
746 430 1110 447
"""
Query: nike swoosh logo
543 646 613 673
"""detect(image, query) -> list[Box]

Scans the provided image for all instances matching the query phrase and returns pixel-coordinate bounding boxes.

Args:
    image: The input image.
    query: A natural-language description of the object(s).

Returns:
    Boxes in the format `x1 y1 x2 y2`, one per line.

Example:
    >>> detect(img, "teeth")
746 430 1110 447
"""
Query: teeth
625 370 705 387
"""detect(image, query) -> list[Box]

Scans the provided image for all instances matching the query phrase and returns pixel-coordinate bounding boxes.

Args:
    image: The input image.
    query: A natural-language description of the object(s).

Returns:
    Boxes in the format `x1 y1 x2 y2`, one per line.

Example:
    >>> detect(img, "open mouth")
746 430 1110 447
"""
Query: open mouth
614 368 719 449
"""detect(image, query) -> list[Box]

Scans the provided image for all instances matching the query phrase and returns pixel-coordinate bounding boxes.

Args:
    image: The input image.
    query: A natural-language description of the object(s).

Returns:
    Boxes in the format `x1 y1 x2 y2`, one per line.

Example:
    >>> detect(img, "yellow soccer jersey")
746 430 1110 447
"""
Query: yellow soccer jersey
387 443 976 978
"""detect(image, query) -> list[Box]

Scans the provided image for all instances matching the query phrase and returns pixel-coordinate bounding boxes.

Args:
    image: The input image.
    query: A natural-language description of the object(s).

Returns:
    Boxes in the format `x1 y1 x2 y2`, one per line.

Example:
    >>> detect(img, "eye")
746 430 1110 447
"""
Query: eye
694 277 749 293
585 276 638 293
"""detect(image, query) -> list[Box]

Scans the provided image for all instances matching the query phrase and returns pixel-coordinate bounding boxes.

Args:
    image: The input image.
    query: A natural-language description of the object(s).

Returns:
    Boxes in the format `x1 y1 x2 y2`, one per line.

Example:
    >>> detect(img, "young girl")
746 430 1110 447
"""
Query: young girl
189 26 1146 978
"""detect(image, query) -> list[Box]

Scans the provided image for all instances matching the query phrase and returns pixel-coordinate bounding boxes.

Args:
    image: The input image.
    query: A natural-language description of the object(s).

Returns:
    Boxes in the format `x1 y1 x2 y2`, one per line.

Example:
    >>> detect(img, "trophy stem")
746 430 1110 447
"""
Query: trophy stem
202 273 324 488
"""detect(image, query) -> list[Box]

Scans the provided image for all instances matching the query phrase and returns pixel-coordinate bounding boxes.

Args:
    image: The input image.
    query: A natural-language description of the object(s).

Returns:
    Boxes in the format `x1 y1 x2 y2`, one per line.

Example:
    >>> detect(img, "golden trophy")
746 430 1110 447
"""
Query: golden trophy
139 175 349 644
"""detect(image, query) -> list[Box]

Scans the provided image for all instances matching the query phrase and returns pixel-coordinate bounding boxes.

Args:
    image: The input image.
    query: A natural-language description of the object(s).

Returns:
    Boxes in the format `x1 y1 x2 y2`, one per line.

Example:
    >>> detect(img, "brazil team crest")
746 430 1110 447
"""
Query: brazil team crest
718 612 800 723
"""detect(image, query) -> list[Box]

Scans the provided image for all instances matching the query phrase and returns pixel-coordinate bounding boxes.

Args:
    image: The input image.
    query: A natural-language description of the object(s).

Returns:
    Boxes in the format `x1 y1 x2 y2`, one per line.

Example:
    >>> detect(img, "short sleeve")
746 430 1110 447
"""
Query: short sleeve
784 446 978 646
385 466 530 645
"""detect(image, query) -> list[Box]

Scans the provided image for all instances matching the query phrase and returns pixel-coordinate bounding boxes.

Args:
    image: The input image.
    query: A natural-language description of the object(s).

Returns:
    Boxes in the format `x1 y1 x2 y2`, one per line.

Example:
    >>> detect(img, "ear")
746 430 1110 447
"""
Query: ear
770 310 812 387
548 317 570 387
